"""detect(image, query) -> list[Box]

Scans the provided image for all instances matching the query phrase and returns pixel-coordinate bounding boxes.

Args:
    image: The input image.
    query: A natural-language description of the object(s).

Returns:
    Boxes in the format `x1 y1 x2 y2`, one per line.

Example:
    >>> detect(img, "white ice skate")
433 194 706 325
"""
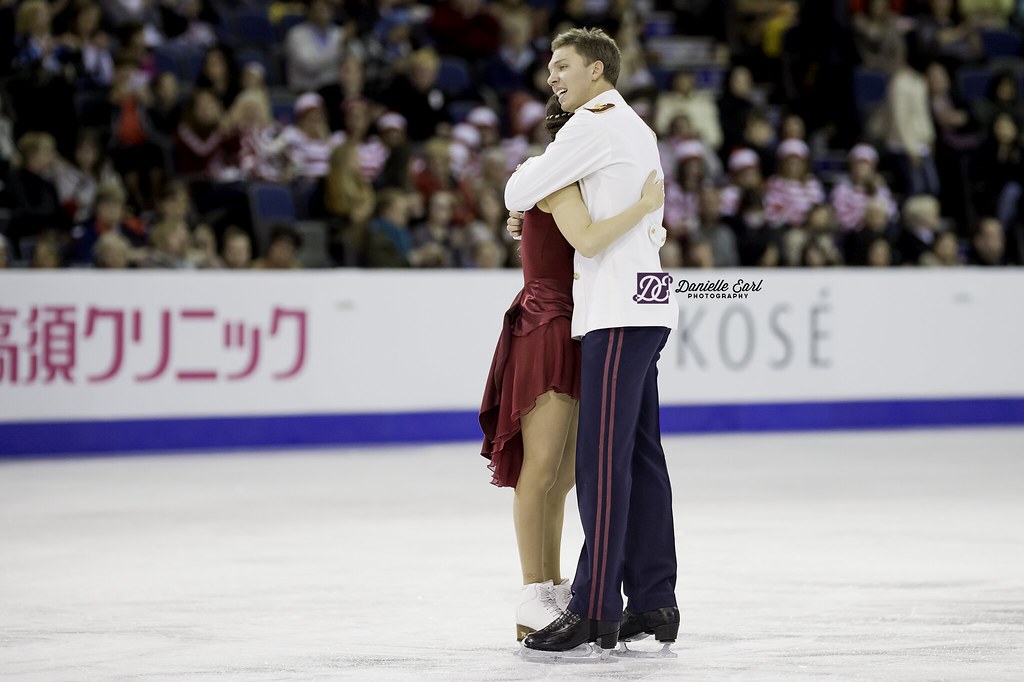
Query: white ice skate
515 581 561 641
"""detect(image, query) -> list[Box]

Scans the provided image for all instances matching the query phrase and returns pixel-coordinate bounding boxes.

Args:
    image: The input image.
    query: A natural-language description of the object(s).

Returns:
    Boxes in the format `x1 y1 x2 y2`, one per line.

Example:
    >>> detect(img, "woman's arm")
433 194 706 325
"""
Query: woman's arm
542 171 664 258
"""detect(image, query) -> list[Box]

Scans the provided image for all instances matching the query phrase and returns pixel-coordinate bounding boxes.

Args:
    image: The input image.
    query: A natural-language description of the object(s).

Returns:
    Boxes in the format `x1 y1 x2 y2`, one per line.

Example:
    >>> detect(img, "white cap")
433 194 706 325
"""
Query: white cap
377 111 407 131
518 100 546 132
294 92 324 116
467 106 500 127
849 143 879 165
728 148 759 173
777 138 809 159
675 139 705 161
452 122 481 150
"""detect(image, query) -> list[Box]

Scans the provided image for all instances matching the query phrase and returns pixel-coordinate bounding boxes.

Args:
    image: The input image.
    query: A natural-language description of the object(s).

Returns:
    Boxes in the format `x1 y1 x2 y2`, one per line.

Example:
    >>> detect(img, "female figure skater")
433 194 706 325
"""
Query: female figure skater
480 95 665 641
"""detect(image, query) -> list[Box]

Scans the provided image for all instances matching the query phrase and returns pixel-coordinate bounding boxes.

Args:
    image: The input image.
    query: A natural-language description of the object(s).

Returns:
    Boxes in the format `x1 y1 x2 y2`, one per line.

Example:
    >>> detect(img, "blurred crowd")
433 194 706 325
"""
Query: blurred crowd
0 0 1023 270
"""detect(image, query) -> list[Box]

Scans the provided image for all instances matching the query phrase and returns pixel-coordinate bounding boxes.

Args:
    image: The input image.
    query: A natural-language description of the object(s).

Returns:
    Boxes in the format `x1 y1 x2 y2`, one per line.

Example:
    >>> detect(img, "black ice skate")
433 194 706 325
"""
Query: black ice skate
517 610 619 663
612 606 679 658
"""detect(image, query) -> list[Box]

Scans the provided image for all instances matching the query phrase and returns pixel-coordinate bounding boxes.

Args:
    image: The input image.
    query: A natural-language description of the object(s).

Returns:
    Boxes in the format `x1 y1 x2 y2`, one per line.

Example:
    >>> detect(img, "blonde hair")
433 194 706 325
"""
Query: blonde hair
150 219 188 252
409 48 440 73
902 195 940 226
17 131 56 163
16 0 49 35
325 141 375 219
230 89 272 127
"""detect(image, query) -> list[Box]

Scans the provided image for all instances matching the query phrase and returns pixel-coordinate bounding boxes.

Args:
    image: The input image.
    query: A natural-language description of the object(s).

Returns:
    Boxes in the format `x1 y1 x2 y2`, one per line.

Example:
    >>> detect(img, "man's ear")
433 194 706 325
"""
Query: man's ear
591 60 605 82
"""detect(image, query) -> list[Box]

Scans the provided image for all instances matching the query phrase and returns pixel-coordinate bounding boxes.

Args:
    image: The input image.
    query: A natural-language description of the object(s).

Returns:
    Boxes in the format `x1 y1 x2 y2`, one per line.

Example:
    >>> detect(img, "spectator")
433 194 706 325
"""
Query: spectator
71 179 148 263
162 0 217 48
139 218 191 268
915 0 982 66
175 88 239 181
470 238 506 268
730 188 781 267
52 128 120 224
683 235 716 268
720 148 763 218
853 0 906 72
284 0 344 92
93 231 134 269
13 0 59 75
896 194 942 264
280 92 343 179
968 216 1007 265
696 186 739 267
972 70 1024 135
764 139 825 228
655 70 723 149
148 71 183 142
929 230 964 265
379 48 449 142
831 144 897 231
413 137 474 225
7 132 69 250
865 235 894 266
319 54 368 132
481 13 537 95
882 50 940 196
318 140 377 264
800 241 832 267
187 223 224 268
222 226 252 269
659 237 683 269
231 89 289 182
339 98 389 183
665 140 707 237
411 190 460 267
958 0 1015 27
739 107 777 176
718 65 757 155
364 188 412 267
195 44 241 110
868 233 892 266
375 112 413 190
973 113 1023 229
30 233 63 268
253 224 303 269
61 2 113 87
428 0 501 62
927 60 982 225
844 194 900 264
108 52 165 210
0 234 9 268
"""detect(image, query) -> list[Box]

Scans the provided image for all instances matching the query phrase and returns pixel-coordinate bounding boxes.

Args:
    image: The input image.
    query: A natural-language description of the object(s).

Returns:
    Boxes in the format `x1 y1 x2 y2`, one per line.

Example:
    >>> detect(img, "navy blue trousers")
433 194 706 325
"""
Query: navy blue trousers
568 326 677 622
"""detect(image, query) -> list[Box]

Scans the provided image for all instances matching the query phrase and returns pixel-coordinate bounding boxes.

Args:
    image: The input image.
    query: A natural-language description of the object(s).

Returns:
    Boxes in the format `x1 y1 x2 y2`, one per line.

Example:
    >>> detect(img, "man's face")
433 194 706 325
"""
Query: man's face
548 46 599 112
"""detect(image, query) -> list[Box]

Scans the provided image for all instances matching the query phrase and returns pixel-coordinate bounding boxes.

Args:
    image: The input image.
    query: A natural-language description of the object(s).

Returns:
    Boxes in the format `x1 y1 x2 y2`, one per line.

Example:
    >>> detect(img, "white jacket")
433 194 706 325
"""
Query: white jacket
504 89 678 339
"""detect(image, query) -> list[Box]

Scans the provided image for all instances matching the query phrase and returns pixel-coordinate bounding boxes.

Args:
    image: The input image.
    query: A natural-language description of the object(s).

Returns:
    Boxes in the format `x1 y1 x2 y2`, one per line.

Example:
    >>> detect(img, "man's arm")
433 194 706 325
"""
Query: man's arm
503 115 612 211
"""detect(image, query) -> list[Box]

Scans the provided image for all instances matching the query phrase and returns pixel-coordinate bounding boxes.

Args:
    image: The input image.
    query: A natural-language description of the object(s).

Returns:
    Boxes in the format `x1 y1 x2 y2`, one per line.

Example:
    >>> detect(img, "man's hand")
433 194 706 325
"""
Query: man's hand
506 210 524 240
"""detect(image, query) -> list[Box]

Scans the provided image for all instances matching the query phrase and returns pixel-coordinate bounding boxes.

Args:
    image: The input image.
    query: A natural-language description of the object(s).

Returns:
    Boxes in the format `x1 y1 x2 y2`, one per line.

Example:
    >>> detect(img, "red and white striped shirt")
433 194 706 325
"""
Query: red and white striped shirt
830 179 897 230
336 134 390 183
664 182 699 236
239 125 288 182
280 126 344 178
764 175 825 228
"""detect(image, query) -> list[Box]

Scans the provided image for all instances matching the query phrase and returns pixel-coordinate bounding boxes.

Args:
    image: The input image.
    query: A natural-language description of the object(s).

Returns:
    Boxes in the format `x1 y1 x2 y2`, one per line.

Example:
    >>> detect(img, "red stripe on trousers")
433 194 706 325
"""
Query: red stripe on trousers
596 329 624 618
588 329 617 619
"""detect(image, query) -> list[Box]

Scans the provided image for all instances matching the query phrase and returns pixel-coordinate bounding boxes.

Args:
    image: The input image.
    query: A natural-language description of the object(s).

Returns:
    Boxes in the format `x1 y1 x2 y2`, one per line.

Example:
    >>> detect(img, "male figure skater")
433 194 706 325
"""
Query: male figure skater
504 28 680 654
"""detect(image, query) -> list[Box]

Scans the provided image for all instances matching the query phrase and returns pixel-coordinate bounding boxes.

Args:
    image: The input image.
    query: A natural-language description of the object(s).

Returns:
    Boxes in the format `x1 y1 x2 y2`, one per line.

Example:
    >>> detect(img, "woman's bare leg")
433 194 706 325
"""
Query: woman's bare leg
514 390 575 584
542 400 578 584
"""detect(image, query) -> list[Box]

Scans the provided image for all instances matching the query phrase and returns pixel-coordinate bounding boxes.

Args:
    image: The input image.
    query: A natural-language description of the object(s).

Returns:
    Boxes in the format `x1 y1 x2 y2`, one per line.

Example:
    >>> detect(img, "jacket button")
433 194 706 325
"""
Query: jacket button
573 272 580 280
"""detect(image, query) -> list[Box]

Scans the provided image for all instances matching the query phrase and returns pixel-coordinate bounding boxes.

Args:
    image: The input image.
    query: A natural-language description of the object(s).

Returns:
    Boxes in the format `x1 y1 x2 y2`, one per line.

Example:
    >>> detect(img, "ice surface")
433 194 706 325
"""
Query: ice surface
2 429 1023 680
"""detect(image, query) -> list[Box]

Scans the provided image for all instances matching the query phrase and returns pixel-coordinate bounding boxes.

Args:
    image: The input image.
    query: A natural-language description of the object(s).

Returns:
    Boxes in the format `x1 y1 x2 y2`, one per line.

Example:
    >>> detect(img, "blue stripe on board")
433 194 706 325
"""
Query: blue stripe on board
2 397 1023 458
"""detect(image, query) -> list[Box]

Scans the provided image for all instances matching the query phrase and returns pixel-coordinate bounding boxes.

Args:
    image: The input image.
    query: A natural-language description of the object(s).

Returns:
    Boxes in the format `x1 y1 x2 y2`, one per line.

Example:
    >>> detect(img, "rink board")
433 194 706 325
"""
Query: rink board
1 270 1023 456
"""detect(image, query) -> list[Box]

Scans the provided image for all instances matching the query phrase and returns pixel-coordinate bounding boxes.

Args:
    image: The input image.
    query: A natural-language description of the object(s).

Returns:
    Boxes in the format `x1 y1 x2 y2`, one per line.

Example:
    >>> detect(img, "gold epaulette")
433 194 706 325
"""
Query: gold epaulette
584 103 616 114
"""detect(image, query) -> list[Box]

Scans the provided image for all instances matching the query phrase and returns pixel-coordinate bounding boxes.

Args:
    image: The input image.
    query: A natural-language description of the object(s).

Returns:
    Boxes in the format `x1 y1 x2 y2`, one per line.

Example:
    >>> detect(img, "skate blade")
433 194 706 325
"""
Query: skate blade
517 643 618 664
611 641 678 659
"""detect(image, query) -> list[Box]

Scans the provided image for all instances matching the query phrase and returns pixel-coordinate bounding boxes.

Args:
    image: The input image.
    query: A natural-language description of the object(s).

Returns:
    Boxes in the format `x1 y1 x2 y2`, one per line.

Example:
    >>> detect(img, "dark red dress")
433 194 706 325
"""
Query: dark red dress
479 207 582 488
